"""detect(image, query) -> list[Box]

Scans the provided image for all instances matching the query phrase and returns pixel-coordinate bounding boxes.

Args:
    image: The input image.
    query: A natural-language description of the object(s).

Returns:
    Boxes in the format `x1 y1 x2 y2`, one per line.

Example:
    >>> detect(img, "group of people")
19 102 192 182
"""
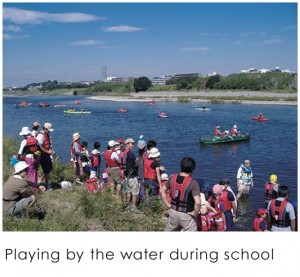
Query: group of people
3 124 297 232
214 124 239 138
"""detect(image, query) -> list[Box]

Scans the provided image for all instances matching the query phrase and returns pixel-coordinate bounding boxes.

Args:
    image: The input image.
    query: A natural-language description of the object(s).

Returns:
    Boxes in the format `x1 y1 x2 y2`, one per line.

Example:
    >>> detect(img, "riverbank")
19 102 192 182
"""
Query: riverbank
89 90 297 105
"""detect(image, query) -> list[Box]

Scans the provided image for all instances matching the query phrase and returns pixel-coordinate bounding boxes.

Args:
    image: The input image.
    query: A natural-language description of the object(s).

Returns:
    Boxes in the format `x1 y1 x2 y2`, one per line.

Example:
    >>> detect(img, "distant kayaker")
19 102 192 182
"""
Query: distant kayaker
259 113 264 118
231 124 239 136
214 125 226 138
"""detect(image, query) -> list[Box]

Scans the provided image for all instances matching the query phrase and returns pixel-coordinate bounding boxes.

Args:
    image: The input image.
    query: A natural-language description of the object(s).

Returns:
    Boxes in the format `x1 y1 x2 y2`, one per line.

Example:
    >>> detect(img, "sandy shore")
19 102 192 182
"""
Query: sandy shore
89 90 297 105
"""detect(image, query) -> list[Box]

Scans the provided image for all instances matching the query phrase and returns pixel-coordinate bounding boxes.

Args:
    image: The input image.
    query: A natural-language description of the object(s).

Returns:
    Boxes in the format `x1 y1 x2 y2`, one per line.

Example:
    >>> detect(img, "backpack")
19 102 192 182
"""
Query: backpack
26 136 39 153
91 153 100 167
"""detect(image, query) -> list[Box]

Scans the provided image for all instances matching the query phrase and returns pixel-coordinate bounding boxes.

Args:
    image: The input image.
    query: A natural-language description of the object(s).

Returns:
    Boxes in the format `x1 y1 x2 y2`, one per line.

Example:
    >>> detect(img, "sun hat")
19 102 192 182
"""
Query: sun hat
212 184 223 195
44 122 54 132
125 138 135 144
216 125 220 129
161 173 169 181
244 159 250 164
257 208 268 216
139 135 144 139
14 161 29 174
19 126 31 136
73 132 80 141
33 121 40 127
91 149 98 155
108 140 116 147
233 124 237 128
148 147 160 158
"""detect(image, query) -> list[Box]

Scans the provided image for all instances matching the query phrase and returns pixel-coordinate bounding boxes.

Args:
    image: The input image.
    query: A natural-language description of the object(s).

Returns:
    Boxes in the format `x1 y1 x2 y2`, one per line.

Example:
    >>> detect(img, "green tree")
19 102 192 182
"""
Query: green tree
134 77 152 92
205 74 221 89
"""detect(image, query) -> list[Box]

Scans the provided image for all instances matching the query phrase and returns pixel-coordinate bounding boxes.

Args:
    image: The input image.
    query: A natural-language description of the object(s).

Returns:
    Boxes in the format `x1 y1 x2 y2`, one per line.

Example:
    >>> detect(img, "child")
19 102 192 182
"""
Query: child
89 141 101 179
253 208 268 231
197 202 217 231
80 141 90 179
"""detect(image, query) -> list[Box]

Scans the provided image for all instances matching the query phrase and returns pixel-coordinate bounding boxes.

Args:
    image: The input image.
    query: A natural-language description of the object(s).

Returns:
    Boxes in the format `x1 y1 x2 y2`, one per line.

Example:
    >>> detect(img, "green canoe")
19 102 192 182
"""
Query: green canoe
64 109 91 114
200 132 251 145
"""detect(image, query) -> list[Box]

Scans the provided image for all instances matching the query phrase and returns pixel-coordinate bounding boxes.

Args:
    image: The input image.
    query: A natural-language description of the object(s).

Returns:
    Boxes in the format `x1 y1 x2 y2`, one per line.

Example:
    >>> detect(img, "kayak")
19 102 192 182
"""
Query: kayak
39 102 50 107
64 109 91 114
200 132 251 145
159 113 168 118
252 116 269 121
119 108 128 113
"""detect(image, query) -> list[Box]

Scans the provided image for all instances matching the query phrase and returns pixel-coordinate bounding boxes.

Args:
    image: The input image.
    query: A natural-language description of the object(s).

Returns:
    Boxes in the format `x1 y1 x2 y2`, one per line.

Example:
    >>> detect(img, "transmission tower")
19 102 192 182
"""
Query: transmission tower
102 65 107 81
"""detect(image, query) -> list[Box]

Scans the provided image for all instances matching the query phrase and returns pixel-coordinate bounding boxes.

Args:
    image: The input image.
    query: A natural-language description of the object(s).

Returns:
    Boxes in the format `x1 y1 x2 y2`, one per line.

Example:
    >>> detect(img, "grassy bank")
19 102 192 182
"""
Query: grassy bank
2 137 165 231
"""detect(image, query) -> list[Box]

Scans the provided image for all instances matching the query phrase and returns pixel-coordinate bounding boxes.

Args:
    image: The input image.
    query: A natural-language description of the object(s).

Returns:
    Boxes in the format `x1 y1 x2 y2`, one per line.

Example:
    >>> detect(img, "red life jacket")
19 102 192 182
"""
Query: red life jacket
90 153 100 167
198 214 211 231
220 190 233 211
231 128 237 135
142 151 149 162
41 132 51 151
143 158 157 180
269 199 290 227
214 129 220 136
121 148 130 169
208 196 225 231
253 218 267 231
264 181 276 201
26 136 39 153
170 174 194 213
104 150 119 168
70 140 82 156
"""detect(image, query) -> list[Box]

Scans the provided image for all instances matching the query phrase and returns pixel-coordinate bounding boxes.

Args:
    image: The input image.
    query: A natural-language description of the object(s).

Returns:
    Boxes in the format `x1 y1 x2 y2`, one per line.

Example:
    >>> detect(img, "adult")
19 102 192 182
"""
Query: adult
142 140 157 161
236 159 254 200
267 185 296 232
104 140 122 191
143 147 162 198
219 178 237 231
124 138 140 211
31 121 40 137
231 124 238 136
214 125 225 138
36 122 54 190
161 157 201 231
3 161 45 217
18 126 40 185
264 174 279 205
137 135 146 156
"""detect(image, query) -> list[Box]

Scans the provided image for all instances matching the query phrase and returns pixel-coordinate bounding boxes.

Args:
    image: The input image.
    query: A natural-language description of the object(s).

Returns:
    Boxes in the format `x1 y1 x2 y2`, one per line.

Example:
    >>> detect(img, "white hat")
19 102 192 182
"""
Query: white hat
73 132 80 140
108 140 116 147
91 149 98 155
19 126 31 136
125 138 135 144
14 161 29 174
148 147 160 158
233 125 237 128
139 135 144 139
244 159 250 164
161 173 168 181
44 122 54 132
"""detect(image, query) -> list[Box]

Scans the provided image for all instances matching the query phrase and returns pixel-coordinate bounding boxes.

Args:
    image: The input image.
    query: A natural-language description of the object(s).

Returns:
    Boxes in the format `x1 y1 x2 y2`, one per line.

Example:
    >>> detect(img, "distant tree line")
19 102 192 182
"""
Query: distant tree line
5 72 296 94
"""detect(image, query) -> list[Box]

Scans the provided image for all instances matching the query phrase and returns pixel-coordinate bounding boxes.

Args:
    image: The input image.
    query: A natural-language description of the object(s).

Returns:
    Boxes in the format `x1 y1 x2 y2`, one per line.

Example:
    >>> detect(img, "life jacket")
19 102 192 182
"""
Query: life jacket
253 217 267 231
142 151 150 162
269 199 291 227
40 132 51 151
143 158 157 180
264 181 276 201
121 148 130 169
170 174 194 213
208 196 225 231
70 140 82 156
220 189 233 211
25 136 39 154
90 152 100 167
231 128 237 135
214 128 220 137
104 150 119 168
240 164 252 185
198 214 211 231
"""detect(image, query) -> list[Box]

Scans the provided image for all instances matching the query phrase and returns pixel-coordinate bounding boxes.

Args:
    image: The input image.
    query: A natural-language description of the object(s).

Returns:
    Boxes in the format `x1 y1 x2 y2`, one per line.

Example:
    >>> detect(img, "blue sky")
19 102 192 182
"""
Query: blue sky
2 2 297 87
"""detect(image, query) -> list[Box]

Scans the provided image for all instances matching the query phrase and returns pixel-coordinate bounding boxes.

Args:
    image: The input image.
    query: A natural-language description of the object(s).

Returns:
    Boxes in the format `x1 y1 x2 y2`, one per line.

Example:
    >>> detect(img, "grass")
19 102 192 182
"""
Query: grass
2 137 166 231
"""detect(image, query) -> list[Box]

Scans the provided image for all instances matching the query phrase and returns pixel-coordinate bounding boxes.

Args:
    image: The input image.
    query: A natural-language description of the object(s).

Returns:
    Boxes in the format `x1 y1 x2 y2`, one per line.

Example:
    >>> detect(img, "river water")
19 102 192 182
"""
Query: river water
2 95 298 231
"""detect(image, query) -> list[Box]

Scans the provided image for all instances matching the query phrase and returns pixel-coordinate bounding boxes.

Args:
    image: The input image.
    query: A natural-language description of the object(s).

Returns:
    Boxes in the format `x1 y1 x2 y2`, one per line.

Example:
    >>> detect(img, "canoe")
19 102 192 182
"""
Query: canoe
252 116 269 121
200 132 251 145
64 110 91 114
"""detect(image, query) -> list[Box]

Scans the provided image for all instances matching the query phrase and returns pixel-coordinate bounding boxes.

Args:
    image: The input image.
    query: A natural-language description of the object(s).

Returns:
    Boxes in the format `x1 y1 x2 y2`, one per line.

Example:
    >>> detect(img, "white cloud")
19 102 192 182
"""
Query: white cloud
279 25 297 31
180 47 211 52
3 7 103 24
3 25 21 32
259 38 283 45
3 33 29 40
70 40 104 46
103 25 144 32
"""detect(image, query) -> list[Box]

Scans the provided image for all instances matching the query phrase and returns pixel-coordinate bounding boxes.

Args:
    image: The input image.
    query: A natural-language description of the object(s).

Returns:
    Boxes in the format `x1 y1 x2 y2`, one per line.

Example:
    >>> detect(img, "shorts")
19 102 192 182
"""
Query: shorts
124 176 140 196
237 180 251 194
143 179 158 196
108 167 122 184
40 153 52 174
165 209 197 231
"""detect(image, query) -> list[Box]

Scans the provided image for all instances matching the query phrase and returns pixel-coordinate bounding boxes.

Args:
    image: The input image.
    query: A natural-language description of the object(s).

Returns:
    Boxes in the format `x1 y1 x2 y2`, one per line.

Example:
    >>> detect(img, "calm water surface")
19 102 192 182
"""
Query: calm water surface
3 95 297 231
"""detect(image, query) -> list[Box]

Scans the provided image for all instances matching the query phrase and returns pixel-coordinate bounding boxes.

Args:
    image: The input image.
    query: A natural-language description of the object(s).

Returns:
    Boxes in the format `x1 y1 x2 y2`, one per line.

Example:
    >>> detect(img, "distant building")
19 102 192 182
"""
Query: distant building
172 73 201 79
105 76 134 83
151 75 171 85
207 71 218 77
